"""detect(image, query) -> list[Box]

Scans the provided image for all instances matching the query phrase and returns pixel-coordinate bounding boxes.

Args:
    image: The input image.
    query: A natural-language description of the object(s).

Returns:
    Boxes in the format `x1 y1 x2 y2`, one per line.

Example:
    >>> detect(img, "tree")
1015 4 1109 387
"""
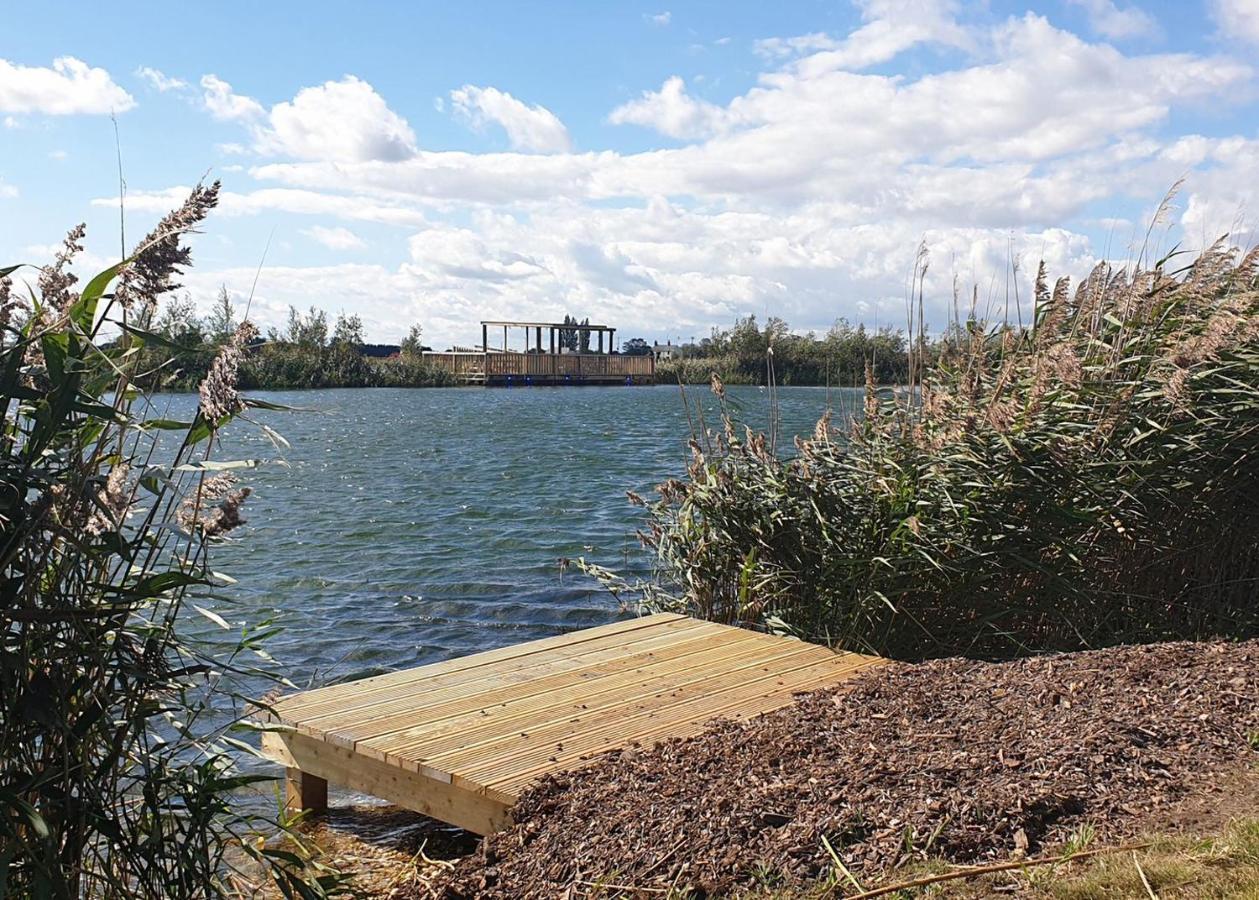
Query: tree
153 293 203 345
579 316 592 353
621 337 651 356
285 305 328 348
559 314 579 352
331 312 364 348
400 323 424 359
204 284 236 344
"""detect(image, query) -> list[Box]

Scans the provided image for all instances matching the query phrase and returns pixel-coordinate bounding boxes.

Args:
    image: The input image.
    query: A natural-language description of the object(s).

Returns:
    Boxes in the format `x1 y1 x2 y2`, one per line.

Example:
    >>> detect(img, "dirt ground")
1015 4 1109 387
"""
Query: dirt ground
300 639 1259 898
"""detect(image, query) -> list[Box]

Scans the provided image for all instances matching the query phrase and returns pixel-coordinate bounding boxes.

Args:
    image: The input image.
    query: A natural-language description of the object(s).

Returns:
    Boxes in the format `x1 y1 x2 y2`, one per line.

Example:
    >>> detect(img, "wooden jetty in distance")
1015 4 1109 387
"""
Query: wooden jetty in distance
423 320 656 386
257 613 884 834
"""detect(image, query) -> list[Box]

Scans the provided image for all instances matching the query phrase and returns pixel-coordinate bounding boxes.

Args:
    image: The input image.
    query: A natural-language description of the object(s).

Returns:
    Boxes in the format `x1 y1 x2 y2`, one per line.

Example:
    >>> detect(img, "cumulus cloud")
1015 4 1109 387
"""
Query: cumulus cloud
199 74 418 163
0 56 134 115
648 11 671 26
260 76 418 162
303 225 367 250
1067 0 1159 39
135 66 187 92
450 85 571 153
1212 0 1259 45
608 76 730 139
200 74 264 121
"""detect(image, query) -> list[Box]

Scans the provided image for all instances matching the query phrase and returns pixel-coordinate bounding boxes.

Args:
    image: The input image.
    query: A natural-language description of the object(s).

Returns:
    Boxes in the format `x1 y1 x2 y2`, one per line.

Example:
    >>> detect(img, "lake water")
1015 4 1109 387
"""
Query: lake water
161 384 859 689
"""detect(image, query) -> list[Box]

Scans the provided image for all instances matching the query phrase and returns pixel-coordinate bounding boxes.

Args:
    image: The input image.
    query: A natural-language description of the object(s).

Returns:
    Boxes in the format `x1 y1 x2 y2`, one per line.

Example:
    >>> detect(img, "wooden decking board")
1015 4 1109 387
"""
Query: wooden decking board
306 619 731 741
408 641 822 775
268 613 688 720
344 623 769 756
362 629 807 765
453 651 865 786
483 656 887 795
259 614 883 835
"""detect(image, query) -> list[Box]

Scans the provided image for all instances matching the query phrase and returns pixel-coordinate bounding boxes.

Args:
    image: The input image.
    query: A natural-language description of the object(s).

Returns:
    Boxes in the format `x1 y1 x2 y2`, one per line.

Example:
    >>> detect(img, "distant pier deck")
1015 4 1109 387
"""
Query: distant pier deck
424 319 656 385
257 613 884 834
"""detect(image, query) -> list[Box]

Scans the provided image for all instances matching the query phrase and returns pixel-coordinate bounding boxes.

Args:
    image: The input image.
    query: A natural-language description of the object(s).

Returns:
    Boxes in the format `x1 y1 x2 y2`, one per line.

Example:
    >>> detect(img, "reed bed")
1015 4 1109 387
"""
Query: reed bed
634 241 1259 658
0 191 342 896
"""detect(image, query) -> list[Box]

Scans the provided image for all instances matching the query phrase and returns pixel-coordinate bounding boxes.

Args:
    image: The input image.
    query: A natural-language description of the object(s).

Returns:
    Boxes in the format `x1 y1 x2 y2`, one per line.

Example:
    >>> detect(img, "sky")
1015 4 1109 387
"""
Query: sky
1 0 1258 349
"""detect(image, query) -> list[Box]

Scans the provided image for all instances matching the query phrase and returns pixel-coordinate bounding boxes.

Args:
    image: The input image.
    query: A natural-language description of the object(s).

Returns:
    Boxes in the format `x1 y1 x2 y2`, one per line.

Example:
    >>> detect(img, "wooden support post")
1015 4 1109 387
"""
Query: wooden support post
536 326 542 353
503 325 507 352
550 327 555 355
610 329 616 353
597 330 603 354
285 767 328 815
482 323 488 352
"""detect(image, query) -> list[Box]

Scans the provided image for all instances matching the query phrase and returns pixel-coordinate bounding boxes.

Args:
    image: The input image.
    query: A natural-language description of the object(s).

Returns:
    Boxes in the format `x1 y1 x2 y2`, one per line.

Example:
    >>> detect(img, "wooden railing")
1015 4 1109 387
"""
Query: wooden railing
423 352 486 376
423 352 654 383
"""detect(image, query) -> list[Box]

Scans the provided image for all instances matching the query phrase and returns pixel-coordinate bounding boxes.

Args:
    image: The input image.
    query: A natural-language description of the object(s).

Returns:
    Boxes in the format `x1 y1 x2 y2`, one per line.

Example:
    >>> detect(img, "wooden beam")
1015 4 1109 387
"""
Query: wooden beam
482 323 488 353
262 730 511 835
285 766 327 815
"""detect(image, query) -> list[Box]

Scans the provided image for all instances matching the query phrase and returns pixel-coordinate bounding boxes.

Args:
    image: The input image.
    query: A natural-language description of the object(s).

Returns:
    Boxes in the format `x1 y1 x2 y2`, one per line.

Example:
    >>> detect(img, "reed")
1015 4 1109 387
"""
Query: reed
632 241 1259 658
0 191 343 896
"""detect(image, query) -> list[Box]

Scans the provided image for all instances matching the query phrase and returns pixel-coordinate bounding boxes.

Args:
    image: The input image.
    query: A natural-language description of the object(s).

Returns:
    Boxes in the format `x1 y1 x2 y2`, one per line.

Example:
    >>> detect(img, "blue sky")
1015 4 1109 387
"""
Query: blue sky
2 0 1257 347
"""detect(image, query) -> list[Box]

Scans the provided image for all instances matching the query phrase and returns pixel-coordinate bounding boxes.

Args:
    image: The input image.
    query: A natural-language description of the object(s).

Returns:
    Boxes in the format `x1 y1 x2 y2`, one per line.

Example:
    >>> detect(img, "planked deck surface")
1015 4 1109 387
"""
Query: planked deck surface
257 613 884 833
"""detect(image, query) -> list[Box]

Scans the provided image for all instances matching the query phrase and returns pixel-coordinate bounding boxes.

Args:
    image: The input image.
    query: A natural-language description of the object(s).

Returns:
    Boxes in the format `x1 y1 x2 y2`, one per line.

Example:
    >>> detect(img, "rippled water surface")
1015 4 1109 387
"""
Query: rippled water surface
160 384 858 688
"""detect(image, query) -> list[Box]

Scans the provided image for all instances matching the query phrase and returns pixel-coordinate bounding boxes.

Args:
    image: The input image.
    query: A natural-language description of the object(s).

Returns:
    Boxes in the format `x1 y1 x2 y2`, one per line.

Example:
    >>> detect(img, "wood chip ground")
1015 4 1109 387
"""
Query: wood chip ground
432 639 1258 898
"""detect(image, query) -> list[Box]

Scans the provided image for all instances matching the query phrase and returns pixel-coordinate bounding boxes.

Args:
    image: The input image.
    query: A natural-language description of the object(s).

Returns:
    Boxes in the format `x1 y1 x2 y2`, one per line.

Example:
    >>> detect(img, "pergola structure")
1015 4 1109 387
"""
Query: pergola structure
481 320 618 355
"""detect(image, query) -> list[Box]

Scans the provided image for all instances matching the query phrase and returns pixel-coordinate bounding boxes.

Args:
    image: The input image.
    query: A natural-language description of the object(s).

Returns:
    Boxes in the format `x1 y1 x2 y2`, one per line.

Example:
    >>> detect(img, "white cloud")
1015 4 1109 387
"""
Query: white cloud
648 11 671 26
135 66 187 92
450 85 571 153
260 76 417 162
111 10 1259 346
1211 0 1259 45
755 0 973 72
608 76 730 139
1067 0 1158 39
92 186 429 227
200 74 264 121
0 56 134 115
198 74 419 163
303 225 366 250
0 180 17 199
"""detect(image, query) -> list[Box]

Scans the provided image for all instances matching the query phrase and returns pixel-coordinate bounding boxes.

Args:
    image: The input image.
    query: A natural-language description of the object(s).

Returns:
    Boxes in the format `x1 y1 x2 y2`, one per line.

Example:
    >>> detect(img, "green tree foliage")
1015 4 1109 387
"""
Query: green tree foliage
400 322 424 359
286 305 328 348
331 312 364 347
559 314 579 352
621 337 651 356
658 314 911 386
203 284 236 344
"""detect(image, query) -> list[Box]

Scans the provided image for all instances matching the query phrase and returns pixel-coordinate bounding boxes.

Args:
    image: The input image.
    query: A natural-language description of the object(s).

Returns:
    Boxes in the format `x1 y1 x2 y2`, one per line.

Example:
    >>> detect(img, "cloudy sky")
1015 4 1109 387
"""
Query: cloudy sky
1 0 1257 348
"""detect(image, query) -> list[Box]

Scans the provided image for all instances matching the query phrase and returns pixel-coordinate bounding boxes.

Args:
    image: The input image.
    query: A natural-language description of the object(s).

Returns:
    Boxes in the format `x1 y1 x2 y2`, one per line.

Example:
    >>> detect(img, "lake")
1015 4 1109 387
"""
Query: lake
163 384 860 689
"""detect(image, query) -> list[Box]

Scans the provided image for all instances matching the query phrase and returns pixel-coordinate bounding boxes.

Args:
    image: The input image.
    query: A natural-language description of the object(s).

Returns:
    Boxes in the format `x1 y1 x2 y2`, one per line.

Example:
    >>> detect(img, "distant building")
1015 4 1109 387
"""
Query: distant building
653 340 680 361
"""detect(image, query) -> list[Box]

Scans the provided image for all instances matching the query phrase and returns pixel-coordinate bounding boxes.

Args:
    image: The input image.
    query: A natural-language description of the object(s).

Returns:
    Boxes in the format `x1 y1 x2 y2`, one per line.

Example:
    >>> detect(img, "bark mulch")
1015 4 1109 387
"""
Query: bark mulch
433 639 1259 898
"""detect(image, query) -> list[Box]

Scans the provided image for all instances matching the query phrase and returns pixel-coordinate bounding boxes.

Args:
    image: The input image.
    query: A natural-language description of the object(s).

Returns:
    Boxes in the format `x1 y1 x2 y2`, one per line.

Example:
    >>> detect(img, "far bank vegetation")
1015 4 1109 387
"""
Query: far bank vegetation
134 288 450 390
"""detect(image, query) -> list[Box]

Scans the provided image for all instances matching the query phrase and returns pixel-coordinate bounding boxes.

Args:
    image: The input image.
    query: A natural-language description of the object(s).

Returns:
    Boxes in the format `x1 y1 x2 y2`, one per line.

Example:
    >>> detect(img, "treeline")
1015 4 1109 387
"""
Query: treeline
654 315 915 386
137 291 452 390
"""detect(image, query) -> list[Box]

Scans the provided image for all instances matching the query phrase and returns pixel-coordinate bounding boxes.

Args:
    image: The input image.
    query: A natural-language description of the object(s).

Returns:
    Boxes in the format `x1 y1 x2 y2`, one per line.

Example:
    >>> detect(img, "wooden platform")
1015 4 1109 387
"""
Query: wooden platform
256 613 884 834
